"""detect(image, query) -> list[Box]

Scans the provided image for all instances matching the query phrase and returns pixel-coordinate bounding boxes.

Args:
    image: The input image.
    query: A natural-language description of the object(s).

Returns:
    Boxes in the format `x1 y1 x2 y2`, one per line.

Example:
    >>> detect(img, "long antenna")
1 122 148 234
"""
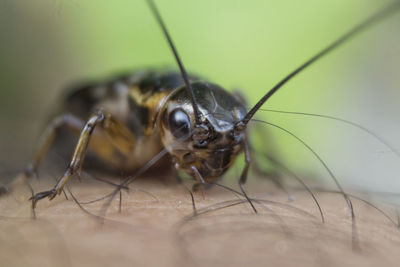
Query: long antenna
147 0 201 125
240 1 400 126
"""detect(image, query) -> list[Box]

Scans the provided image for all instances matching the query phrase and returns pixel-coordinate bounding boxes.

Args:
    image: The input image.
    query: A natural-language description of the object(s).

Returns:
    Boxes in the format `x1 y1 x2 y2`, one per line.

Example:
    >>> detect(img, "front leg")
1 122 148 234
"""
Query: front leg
238 140 257 213
31 110 136 208
0 114 84 197
190 140 258 214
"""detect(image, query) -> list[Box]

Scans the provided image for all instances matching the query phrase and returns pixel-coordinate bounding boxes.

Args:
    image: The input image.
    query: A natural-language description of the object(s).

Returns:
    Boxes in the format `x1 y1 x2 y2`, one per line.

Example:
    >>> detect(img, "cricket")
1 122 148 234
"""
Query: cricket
1 1 400 265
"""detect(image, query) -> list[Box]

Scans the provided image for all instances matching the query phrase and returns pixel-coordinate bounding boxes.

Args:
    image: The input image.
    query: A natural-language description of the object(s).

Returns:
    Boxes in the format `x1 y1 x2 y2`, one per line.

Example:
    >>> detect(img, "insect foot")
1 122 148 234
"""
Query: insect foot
29 189 57 208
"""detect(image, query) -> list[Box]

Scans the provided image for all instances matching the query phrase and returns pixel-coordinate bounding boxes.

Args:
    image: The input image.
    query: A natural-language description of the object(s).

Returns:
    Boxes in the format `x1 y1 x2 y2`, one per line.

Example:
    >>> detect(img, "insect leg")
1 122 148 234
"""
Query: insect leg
238 140 258 213
176 173 197 215
233 90 289 202
0 114 84 196
30 110 136 207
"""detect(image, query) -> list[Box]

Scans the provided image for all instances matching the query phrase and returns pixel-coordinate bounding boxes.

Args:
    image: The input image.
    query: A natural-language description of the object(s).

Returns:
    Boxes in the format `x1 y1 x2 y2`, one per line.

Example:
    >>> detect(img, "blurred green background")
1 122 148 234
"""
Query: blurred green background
0 0 399 194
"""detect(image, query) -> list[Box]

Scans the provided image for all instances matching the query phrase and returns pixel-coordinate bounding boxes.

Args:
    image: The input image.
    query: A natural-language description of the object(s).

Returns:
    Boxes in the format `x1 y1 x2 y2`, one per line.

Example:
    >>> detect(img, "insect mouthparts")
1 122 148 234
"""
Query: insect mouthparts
192 124 211 146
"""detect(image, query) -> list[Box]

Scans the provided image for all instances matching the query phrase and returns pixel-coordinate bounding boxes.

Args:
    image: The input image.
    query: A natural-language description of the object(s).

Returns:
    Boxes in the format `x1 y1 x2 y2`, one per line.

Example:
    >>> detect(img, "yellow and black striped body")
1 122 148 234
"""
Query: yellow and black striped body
64 70 201 173
63 69 247 181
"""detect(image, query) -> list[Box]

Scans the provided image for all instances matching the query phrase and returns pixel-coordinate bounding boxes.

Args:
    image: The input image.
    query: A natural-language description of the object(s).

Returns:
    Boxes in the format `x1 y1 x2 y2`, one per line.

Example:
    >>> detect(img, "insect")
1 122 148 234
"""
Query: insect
1 0 399 238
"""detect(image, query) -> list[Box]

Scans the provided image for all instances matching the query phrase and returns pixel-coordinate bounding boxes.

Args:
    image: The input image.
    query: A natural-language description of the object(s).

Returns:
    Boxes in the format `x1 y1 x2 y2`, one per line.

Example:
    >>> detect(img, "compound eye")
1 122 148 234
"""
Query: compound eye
168 109 191 139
